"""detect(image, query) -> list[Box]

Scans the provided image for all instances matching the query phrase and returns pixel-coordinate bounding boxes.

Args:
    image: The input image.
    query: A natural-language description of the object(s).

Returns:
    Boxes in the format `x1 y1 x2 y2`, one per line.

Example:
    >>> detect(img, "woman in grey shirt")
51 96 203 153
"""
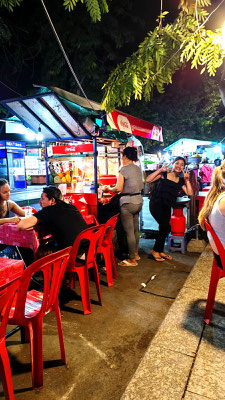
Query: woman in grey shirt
104 147 143 266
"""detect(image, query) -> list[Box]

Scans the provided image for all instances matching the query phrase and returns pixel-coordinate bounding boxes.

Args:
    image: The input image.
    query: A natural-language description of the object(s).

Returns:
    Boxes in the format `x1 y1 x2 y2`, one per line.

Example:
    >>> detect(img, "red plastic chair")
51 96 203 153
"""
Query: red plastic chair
97 214 119 287
204 220 225 324
6 247 72 390
67 225 105 315
0 279 20 400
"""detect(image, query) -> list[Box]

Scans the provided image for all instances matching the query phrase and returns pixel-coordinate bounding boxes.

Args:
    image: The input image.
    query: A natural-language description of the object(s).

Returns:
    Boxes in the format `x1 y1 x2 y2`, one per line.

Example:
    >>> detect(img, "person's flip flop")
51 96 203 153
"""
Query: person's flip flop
148 253 165 262
160 253 173 260
135 255 141 261
118 259 138 267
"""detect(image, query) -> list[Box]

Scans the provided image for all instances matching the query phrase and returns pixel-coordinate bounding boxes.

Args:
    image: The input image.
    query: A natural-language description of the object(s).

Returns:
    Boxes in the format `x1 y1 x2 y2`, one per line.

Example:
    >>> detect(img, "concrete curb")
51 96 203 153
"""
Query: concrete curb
121 245 225 400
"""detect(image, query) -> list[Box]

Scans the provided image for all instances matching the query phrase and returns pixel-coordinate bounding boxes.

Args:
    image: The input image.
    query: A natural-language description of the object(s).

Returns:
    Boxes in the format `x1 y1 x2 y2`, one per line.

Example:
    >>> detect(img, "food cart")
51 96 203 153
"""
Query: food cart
0 86 163 217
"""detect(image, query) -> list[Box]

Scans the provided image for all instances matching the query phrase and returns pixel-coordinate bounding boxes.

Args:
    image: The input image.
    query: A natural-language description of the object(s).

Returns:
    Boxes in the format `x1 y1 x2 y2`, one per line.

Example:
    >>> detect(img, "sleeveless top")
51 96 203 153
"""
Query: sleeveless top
0 200 10 218
5 201 9 217
208 192 225 253
151 172 185 207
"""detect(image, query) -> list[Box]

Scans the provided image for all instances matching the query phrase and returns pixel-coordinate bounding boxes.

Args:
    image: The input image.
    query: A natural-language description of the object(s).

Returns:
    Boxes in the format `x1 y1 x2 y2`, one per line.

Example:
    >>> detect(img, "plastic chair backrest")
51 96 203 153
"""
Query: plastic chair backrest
98 213 119 248
204 219 225 270
67 225 104 270
0 279 20 341
13 247 71 322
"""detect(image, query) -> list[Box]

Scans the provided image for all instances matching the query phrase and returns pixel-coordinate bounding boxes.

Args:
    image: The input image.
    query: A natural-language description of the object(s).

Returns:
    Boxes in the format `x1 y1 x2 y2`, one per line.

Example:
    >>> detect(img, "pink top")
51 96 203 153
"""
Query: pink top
199 164 213 183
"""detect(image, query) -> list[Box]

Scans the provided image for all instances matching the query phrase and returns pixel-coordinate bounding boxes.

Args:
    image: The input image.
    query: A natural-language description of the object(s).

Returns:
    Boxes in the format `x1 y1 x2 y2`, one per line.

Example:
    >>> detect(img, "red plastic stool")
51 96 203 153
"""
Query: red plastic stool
168 234 186 254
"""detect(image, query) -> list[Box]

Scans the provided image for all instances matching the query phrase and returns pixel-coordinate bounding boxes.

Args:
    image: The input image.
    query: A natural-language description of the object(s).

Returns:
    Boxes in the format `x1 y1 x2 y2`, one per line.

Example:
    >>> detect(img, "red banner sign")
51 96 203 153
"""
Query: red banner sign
52 143 94 155
108 110 163 142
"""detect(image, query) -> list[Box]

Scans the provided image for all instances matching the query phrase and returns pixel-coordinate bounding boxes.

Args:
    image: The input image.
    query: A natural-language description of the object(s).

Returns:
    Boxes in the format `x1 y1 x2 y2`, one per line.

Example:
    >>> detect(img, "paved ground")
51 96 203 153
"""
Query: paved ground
1 245 199 400
0 186 200 399
121 245 225 400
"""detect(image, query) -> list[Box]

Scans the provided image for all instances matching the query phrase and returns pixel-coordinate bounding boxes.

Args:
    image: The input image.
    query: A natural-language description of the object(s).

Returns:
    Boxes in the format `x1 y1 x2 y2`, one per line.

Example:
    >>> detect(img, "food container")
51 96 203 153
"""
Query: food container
98 175 117 185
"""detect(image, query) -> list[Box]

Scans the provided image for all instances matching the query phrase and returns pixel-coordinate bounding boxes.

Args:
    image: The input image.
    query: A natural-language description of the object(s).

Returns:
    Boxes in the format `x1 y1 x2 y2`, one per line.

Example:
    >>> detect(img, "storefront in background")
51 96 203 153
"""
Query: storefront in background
0 140 26 189
25 147 46 185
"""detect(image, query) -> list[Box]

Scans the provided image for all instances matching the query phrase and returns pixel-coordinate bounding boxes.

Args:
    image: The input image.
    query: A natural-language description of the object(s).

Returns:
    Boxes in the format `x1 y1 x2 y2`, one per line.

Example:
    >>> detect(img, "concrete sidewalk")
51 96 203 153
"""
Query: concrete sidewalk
10 185 43 207
1 246 199 400
121 245 225 400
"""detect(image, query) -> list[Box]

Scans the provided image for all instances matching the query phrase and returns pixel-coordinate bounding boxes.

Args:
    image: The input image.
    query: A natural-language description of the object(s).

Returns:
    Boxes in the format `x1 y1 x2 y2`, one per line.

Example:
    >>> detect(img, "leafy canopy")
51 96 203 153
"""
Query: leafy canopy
102 0 225 111
0 0 108 22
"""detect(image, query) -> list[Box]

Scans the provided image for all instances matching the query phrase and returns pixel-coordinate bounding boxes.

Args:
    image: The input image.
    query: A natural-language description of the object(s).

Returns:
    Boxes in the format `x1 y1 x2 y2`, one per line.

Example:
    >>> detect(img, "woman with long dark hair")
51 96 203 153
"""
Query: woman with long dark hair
103 146 143 267
146 157 193 261
0 178 25 224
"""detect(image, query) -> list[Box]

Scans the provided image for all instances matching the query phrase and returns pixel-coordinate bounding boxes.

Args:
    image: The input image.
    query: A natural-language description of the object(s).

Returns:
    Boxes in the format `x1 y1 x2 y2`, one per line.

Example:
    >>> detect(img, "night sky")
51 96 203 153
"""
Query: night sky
0 0 225 101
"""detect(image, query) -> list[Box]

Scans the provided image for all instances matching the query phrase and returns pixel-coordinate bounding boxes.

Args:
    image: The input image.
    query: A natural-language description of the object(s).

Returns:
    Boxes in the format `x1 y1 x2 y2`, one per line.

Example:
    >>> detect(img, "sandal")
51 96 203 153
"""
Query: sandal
160 253 173 260
118 259 138 267
148 253 165 262
135 254 141 261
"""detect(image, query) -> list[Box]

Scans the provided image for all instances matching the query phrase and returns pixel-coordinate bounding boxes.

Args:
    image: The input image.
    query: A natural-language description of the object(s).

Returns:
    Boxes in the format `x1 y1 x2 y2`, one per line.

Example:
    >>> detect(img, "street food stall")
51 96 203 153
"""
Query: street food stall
163 137 223 171
47 141 119 189
0 86 163 217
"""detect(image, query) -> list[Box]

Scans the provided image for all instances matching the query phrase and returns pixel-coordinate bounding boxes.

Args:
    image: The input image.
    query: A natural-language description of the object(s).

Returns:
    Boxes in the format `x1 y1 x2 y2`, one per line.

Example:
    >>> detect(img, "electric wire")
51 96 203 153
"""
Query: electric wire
0 80 22 97
40 0 95 112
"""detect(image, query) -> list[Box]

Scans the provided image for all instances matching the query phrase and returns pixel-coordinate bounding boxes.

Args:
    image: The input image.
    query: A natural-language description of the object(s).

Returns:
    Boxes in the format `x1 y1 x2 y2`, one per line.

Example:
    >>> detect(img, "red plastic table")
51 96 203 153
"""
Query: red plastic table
0 258 24 287
0 223 39 253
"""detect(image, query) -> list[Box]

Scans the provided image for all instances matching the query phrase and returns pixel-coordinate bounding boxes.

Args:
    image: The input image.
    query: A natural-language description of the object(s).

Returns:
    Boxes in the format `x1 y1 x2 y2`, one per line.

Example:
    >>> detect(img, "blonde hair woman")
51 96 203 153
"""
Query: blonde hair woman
199 161 225 265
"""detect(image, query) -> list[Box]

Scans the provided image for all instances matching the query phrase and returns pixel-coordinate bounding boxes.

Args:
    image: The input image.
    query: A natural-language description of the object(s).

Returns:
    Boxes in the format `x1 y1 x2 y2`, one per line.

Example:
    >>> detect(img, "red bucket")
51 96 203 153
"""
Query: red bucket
98 175 117 185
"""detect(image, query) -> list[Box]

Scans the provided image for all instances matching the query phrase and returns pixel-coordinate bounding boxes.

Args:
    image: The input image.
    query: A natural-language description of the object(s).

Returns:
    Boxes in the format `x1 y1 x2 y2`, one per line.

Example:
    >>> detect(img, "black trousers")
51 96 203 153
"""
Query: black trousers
150 201 171 253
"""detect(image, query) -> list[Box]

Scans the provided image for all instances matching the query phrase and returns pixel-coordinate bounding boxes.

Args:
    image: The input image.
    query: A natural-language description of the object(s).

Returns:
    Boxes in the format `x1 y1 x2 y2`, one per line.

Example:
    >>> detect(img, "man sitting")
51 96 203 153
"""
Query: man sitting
16 186 88 256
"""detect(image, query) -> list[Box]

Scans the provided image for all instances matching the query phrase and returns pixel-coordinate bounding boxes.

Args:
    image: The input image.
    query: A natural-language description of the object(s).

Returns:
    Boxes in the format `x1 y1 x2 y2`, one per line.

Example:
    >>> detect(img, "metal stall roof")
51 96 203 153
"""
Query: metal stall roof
0 86 163 143
0 88 98 141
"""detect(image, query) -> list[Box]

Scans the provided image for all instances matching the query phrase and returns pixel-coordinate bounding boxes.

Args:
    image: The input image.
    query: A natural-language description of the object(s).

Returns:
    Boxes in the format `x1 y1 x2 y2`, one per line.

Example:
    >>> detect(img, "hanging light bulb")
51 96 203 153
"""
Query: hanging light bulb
26 131 36 141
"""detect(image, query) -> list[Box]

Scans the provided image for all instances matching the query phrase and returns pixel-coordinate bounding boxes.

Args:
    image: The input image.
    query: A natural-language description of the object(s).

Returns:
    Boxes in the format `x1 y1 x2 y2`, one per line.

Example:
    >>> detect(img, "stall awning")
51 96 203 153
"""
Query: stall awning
50 87 163 141
0 90 95 141
0 86 163 142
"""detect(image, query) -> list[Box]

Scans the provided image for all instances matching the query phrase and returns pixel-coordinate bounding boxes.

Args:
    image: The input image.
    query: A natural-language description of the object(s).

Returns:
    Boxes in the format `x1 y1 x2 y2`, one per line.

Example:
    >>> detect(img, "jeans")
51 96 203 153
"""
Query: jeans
120 203 142 259
150 201 171 253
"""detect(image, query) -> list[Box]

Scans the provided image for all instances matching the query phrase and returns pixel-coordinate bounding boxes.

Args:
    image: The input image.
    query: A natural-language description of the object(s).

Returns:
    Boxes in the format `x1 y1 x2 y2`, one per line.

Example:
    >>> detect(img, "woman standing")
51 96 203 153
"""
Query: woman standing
198 161 225 267
146 157 193 262
104 147 143 267
0 178 25 224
